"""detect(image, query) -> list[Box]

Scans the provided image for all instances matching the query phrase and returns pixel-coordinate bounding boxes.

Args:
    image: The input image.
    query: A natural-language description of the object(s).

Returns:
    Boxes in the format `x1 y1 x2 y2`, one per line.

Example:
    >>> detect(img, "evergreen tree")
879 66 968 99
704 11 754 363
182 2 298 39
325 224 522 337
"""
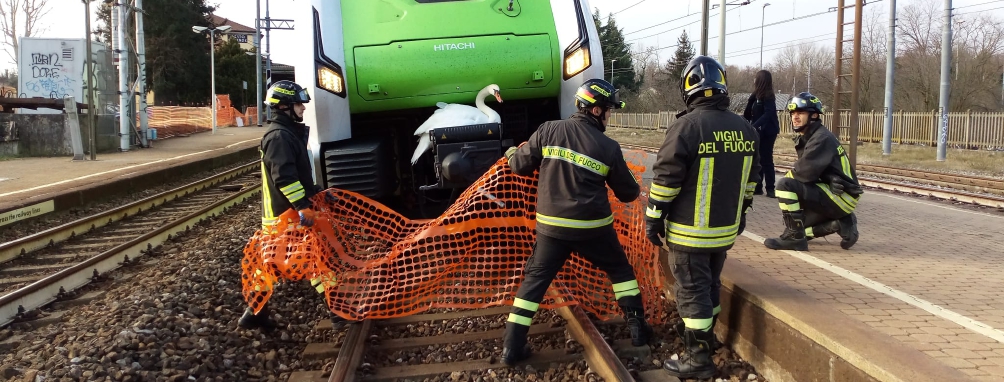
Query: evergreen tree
96 0 214 106
598 14 638 92
666 30 695 81
214 39 257 111
95 0 113 43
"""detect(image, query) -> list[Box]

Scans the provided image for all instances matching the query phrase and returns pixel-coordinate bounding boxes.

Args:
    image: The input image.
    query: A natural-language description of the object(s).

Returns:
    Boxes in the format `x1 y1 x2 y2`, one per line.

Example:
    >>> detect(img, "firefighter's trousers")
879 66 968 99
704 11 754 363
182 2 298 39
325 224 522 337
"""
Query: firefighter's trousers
671 249 726 331
775 177 859 230
504 228 643 349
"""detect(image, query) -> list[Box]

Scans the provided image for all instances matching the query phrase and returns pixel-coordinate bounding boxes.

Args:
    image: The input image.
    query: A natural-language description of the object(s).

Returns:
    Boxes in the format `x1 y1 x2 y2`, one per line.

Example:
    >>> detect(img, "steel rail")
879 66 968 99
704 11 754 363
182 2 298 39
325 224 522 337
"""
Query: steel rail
0 183 261 327
0 161 259 265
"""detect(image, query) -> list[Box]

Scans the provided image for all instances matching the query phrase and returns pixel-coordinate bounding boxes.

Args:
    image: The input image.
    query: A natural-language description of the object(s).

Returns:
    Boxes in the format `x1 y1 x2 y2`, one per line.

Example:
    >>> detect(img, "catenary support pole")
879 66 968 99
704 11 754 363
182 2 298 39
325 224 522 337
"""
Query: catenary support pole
136 0 148 147
936 0 952 161
255 0 263 126
882 0 896 155
83 0 97 160
718 0 726 64
700 0 710 56
266 0 273 122
117 0 131 152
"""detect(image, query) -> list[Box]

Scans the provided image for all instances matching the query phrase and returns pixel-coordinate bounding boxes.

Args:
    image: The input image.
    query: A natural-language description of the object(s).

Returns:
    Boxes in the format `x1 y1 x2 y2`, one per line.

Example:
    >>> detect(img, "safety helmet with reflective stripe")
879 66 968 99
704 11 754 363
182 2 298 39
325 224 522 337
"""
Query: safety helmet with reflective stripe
264 80 311 108
787 92 823 115
575 78 625 110
680 55 728 105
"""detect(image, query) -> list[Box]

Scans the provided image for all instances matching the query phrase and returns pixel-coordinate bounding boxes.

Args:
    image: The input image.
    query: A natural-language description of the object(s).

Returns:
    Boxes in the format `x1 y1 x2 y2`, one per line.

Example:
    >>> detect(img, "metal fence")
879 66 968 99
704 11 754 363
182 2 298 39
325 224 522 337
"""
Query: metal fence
609 110 1004 150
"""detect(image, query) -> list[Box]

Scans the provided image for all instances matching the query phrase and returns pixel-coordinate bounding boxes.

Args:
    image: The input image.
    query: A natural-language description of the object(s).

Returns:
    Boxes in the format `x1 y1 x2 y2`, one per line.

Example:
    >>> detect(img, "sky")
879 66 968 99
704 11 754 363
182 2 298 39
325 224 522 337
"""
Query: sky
13 0 1004 74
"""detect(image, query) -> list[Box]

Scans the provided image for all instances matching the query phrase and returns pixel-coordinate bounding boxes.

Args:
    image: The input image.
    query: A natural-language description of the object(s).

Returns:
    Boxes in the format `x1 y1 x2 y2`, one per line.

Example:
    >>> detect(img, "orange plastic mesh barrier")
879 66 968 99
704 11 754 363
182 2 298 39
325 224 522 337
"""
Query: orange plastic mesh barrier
241 150 667 323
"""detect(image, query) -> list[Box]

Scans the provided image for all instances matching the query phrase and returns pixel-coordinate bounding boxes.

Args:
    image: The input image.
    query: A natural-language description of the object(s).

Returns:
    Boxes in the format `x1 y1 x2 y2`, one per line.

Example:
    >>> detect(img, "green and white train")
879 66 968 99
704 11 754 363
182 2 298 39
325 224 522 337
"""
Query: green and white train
291 0 606 216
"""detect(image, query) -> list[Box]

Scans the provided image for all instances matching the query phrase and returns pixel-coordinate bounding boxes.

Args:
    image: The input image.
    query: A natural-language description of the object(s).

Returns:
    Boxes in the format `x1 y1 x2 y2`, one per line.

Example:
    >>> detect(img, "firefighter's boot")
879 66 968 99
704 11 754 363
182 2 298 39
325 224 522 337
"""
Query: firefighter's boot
674 315 721 350
838 213 859 249
501 322 533 366
238 304 278 332
663 328 717 380
807 220 840 241
764 211 808 251
624 307 653 347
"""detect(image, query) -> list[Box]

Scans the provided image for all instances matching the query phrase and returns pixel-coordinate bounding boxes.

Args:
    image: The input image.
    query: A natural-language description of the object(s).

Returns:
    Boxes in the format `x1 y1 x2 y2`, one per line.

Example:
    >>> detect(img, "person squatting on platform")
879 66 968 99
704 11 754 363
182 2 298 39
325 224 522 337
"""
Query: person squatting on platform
645 56 761 380
764 92 862 252
500 78 654 366
238 80 345 332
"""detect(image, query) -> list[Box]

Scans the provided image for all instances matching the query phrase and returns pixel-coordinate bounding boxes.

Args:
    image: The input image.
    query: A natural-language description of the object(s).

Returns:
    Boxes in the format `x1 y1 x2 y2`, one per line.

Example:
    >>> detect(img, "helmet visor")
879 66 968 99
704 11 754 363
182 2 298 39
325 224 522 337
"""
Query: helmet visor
296 88 311 103
609 90 625 109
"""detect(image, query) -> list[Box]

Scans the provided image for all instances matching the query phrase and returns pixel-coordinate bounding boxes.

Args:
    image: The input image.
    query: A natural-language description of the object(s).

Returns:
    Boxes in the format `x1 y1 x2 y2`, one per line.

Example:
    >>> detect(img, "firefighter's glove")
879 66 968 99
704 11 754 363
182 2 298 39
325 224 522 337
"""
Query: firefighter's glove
505 146 517 161
645 216 665 247
298 208 316 227
323 190 338 204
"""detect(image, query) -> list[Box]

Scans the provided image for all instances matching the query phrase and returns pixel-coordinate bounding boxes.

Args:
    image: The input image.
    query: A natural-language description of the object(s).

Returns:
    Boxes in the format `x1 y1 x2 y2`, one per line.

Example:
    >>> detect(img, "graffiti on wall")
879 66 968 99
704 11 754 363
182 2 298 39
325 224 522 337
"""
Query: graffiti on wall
20 51 77 99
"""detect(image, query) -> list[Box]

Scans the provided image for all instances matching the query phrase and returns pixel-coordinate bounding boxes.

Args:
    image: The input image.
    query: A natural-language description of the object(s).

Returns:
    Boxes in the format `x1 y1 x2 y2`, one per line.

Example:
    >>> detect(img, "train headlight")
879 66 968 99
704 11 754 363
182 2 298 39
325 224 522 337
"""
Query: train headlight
563 46 590 80
316 63 346 97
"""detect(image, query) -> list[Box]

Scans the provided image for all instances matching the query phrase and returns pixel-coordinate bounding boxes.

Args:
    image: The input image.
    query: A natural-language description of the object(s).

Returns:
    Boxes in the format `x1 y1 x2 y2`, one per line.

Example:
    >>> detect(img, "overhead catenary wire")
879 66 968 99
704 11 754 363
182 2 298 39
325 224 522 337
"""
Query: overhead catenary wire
613 0 648 15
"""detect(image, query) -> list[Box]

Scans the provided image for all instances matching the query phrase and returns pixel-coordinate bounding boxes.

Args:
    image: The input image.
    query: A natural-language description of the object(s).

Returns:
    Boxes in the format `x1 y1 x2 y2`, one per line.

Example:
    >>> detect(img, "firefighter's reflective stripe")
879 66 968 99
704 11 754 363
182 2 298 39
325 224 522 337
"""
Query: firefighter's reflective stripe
837 145 854 178
683 317 713 331
310 273 338 294
280 181 306 204
784 170 794 179
507 297 539 326
816 183 858 214
645 204 663 219
779 202 802 211
650 183 680 203
513 298 539 312
694 158 715 228
666 223 739 248
535 213 614 229
612 279 640 300
805 227 815 237
775 190 798 201
736 156 754 221
261 156 277 219
712 305 722 316
541 146 610 176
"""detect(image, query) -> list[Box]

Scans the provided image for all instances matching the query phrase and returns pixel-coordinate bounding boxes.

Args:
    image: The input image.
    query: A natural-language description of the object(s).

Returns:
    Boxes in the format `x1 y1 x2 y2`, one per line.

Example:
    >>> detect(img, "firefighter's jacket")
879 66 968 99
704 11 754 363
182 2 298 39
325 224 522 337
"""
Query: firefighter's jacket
509 112 640 241
260 113 321 229
790 120 860 186
648 95 762 253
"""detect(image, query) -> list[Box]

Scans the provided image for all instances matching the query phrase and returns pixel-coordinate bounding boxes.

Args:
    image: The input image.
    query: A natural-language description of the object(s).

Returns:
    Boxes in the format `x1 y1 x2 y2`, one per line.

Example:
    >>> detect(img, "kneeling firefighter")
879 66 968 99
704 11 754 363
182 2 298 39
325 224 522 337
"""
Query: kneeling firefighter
645 56 762 380
764 92 862 251
501 79 653 366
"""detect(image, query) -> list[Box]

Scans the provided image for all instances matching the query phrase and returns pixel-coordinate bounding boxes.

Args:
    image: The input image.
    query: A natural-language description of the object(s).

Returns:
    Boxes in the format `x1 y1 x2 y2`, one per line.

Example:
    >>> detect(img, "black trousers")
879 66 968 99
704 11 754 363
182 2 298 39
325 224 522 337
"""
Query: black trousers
514 228 641 309
775 177 858 226
671 250 726 330
756 132 777 193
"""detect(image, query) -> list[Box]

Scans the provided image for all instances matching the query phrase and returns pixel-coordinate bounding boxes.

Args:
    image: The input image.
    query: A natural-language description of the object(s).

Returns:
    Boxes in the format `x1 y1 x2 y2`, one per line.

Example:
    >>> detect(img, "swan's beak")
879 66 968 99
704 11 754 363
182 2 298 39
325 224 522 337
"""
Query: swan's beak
494 90 503 103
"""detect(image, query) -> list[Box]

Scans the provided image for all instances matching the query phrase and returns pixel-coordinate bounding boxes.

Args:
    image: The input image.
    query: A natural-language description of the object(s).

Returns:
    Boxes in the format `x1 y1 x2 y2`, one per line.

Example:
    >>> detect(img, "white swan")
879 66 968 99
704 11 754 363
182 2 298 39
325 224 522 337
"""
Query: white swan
410 84 503 165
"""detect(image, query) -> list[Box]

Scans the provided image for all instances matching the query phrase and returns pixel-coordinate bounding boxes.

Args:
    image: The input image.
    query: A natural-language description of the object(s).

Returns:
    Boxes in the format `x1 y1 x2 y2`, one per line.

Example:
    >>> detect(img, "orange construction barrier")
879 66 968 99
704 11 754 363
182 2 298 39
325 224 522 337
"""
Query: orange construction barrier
241 150 666 323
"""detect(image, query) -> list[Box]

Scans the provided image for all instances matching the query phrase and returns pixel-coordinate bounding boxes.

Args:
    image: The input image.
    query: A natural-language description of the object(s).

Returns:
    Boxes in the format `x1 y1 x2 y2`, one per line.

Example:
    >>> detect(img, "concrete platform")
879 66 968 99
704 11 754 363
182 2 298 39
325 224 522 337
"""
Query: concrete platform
0 126 264 224
632 149 998 382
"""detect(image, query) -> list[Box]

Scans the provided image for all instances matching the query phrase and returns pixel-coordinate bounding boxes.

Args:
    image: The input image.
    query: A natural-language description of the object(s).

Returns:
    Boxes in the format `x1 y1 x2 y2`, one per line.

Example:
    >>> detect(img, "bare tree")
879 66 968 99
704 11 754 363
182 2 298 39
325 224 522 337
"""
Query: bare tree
0 0 50 66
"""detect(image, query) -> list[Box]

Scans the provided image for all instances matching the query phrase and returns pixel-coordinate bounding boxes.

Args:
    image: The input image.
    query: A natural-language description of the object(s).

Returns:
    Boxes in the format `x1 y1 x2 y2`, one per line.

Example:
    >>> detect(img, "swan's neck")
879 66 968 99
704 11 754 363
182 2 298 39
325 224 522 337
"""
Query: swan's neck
476 87 501 123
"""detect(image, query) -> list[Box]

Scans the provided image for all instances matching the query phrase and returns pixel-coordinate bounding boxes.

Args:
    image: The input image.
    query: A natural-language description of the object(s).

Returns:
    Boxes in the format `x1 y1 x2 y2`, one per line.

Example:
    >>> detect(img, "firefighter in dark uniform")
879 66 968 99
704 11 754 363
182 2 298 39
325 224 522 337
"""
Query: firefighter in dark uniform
645 56 761 380
238 80 343 331
500 79 653 366
765 92 862 251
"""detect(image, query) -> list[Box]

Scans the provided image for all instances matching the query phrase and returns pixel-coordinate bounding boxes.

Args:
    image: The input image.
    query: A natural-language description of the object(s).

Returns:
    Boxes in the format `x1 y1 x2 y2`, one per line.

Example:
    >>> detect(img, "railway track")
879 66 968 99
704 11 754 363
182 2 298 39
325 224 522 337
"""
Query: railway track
0 162 262 327
621 143 1004 209
291 305 658 382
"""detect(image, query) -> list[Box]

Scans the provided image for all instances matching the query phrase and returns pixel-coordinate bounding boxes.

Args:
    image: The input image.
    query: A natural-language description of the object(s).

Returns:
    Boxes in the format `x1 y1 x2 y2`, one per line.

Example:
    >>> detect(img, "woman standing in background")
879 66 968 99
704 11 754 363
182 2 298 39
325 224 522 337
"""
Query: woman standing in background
743 70 780 198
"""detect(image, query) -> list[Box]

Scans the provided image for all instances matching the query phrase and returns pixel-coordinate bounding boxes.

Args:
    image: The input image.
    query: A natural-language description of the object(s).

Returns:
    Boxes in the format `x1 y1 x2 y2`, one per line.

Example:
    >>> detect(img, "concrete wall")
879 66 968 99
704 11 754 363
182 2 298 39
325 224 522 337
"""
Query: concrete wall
0 113 118 157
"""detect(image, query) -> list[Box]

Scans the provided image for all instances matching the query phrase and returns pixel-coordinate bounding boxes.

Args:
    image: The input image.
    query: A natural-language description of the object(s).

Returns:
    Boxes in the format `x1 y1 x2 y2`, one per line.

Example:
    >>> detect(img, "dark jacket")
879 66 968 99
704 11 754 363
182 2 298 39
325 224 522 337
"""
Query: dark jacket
743 93 780 136
260 113 321 228
790 120 860 186
509 111 640 240
649 95 762 253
